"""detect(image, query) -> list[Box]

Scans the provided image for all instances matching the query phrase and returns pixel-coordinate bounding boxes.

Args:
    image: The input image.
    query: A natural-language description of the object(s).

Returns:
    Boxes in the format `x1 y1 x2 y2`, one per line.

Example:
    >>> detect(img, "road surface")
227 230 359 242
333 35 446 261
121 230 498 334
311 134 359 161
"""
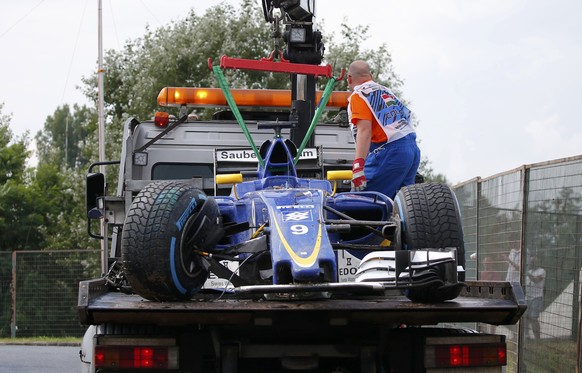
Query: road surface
0 345 81 373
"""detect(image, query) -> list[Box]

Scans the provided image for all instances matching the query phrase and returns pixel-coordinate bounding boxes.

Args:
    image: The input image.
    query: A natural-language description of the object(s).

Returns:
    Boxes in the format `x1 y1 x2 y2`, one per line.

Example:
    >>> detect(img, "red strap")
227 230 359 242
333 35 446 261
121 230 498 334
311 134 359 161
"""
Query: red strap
219 55 333 78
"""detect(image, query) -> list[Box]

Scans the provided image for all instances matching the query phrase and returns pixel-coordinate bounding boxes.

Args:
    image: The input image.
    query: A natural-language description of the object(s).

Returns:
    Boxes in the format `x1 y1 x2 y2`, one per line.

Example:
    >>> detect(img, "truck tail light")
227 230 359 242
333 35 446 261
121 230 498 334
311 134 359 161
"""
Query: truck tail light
94 337 179 370
154 111 170 127
425 342 506 368
424 334 506 369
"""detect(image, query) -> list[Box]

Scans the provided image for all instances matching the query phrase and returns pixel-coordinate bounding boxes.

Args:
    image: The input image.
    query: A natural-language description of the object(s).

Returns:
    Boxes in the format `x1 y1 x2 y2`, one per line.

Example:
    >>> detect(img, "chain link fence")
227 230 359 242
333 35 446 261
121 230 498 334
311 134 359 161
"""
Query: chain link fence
453 155 582 373
0 250 100 338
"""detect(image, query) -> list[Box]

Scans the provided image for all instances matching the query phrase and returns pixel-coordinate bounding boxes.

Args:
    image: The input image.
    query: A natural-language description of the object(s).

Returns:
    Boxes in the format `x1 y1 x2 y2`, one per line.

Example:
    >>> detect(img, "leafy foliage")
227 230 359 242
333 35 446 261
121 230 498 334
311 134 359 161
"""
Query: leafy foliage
0 105 28 185
0 103 41 251
35 104 96 169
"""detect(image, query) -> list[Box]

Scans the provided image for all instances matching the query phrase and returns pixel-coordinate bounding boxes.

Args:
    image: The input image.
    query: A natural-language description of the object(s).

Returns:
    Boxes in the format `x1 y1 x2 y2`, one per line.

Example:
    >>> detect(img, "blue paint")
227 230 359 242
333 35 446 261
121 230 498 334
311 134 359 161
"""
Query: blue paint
169 236 187 294
394 195 407 250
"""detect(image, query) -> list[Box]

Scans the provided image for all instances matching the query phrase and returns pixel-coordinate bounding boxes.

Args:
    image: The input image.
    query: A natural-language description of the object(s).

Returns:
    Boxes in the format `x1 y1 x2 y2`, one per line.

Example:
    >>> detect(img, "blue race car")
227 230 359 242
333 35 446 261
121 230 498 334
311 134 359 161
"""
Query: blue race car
120 119 466 304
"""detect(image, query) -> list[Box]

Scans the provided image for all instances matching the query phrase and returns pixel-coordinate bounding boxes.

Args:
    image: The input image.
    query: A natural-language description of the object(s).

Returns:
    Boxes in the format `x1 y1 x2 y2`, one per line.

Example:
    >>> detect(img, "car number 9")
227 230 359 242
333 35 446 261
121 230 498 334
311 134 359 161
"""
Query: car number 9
290 224 308 235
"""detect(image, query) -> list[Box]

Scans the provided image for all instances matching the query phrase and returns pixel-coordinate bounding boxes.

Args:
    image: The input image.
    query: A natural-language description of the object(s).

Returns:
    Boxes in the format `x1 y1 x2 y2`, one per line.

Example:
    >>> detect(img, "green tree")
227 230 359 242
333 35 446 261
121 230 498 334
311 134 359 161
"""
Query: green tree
0 104 28 185
0 103 43 251
0 104 92 252
32 104 99 251
35 104 96 169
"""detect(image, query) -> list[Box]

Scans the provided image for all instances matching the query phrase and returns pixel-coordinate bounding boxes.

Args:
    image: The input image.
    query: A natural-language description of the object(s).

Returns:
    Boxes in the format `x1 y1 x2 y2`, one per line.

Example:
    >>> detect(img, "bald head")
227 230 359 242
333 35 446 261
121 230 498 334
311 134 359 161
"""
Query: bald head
348 60 373 89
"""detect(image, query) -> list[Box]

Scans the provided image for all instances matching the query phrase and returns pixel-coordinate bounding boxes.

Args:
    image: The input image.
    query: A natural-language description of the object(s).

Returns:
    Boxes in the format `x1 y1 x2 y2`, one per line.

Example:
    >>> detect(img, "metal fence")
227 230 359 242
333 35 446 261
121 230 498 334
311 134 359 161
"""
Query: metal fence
0 250 100 338
453 155 582 373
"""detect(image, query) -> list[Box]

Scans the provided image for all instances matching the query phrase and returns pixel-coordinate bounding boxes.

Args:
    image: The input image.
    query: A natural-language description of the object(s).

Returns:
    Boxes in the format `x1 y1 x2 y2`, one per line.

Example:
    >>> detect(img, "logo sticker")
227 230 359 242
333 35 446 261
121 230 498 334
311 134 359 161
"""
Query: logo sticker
282 210 311 222
382 93 396 107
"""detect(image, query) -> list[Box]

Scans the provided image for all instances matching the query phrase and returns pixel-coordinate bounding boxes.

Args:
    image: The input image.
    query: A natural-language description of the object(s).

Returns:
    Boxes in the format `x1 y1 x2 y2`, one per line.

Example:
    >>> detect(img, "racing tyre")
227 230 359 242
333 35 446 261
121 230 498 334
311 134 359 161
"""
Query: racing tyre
394 183 466 302
121 181 222 301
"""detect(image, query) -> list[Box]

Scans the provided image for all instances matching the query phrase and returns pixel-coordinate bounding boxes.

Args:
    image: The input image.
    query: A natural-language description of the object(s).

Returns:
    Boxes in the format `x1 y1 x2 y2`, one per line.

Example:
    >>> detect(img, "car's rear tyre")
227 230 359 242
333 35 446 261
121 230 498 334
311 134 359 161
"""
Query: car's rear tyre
394 183 466 302
121 181 221 301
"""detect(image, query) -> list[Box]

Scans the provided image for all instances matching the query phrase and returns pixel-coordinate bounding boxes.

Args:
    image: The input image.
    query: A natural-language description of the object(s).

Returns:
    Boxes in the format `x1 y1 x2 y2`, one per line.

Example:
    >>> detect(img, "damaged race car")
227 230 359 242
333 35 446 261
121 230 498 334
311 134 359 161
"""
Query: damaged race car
120 65 466 303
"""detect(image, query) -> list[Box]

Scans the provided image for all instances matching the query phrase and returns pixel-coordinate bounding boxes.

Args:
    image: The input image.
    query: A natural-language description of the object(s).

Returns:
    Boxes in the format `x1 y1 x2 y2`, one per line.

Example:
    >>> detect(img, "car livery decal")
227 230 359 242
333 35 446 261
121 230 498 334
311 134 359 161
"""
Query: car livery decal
270 207 323 268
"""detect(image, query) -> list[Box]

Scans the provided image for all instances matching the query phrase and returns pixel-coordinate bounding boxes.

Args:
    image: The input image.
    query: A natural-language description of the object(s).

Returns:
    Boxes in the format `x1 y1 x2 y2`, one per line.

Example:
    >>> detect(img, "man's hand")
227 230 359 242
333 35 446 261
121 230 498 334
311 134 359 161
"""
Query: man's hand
351 158 367 191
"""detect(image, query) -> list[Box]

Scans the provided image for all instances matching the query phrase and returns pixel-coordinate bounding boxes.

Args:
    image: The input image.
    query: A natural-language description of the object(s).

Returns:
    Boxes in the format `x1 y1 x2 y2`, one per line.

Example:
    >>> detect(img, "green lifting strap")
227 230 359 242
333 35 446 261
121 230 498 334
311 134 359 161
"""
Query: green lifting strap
293 75 339 165
212 66 265 167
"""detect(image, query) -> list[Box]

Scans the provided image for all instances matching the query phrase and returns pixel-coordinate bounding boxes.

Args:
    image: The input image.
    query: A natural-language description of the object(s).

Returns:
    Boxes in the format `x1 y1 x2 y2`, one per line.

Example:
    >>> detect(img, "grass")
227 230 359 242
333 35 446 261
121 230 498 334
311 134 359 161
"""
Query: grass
0 336 81 345
520 338 577 372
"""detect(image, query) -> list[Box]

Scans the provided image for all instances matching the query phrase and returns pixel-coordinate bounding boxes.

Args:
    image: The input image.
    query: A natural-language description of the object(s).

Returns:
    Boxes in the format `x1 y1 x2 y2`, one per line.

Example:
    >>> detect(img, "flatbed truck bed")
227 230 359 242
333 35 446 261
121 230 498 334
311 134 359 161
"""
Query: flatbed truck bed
79 279 526 327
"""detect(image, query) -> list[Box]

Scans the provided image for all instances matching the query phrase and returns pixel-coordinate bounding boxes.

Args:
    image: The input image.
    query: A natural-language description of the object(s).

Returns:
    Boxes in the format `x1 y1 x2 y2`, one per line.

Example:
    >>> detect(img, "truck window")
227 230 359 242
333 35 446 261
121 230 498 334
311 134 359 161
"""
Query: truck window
152 163 214 180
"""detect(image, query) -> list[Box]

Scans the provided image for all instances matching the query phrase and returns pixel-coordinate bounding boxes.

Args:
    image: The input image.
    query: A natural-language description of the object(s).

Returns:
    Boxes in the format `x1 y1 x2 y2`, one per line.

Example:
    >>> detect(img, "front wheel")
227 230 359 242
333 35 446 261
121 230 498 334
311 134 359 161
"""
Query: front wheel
394 183 466 302
121 181 222 301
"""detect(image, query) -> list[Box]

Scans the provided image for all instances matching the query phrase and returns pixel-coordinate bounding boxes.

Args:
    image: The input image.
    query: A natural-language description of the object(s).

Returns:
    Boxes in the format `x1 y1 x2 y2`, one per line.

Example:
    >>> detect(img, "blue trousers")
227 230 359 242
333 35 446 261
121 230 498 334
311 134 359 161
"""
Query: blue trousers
364 133 421 200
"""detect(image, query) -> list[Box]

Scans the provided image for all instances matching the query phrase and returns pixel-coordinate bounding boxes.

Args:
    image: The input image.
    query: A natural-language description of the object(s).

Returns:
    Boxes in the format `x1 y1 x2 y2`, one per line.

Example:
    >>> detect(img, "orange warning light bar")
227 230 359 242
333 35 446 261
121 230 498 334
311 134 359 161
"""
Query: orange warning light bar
157 87 350 109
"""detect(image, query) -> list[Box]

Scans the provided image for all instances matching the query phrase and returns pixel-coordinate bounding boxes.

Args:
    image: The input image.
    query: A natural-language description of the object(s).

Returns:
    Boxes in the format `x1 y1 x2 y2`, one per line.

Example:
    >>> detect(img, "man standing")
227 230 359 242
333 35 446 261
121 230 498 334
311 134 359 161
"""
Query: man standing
506 247 521 283
525 254 546 339
347 60 420 199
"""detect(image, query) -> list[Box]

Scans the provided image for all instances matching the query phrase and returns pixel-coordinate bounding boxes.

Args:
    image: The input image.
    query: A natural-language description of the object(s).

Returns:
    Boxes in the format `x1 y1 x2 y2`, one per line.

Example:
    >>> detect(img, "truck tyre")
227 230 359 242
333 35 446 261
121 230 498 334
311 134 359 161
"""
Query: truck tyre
121 181 220 301
394 183 466 302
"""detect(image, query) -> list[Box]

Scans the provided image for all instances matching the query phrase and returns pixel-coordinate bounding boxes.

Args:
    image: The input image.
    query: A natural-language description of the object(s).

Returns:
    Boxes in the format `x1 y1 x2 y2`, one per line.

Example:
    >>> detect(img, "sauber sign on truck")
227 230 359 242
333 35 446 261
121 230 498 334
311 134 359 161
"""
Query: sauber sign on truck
216 148 318 162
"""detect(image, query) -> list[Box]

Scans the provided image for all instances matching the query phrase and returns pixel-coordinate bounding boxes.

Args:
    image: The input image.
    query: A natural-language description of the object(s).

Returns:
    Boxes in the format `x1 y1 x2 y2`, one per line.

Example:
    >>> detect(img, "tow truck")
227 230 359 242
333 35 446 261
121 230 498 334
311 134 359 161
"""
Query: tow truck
79 1 525 372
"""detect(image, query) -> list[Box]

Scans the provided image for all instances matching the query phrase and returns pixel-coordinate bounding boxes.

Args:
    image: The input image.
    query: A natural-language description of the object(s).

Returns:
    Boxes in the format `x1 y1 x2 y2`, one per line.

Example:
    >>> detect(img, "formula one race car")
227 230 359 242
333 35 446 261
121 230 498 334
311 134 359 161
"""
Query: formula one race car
119 98 466 304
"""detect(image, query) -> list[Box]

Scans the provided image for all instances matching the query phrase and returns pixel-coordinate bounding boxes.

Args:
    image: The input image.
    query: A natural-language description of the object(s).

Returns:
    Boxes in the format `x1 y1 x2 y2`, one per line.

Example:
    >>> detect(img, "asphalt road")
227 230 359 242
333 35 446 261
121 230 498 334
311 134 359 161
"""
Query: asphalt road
0 345 81 373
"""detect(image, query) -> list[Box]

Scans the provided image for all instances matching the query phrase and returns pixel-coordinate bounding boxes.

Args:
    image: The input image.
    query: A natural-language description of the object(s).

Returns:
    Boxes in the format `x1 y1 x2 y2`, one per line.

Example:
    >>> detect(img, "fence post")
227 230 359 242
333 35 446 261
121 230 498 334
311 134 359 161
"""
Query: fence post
476 179 481 279
576 215 582 373
517 165 528 371
10 251 16 338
